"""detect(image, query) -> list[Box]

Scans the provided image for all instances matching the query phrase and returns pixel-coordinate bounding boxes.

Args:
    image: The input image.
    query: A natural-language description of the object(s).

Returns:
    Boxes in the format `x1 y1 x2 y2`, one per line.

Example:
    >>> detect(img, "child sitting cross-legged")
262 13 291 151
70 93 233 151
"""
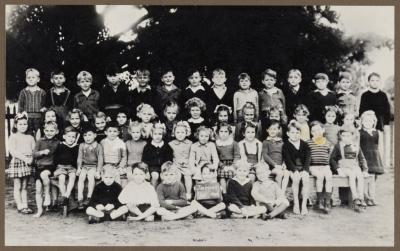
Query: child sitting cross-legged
251 165 290 220
85 167 128 224
156 161 197 221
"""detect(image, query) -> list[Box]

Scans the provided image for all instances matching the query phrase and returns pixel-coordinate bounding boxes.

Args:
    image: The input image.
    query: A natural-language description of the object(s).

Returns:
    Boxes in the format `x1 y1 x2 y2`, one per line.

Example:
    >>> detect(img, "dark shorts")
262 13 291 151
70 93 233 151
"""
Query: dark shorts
199 200 220 209
33 165 55 181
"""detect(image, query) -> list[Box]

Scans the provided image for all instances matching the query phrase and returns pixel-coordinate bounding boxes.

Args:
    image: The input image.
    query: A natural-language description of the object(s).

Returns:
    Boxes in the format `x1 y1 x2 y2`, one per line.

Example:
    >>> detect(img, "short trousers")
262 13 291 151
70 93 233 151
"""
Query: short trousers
53 165 77 177
81 164 97 171
199 200 220 209
34 165 55 181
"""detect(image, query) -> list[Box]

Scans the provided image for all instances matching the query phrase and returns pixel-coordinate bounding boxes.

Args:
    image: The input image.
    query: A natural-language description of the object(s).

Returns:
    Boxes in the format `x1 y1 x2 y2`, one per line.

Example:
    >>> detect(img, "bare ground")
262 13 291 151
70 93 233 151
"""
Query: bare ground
4 168 394 246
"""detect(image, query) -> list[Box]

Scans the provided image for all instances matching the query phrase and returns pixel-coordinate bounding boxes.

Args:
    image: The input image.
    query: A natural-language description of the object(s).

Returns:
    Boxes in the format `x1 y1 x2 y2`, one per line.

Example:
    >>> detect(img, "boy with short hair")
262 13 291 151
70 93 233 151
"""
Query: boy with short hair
86 168 128 223
100 121 127 184
252 165 290 220
181 68 208 109
309 73 337 122
336 71 358 116
18 68 47 135
156 161 197 220
206 68 235 114
73 71 100 122
128 68 155 120
155 68 182 115
53 126 79 206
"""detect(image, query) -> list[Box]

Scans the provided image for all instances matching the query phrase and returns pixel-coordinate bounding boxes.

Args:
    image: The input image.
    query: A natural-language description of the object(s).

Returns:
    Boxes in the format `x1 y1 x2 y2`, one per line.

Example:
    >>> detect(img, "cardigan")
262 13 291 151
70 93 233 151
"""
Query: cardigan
54 143 79 167
226 178 254 208
88 182 122 208
282 140 311 172
142 142 174 172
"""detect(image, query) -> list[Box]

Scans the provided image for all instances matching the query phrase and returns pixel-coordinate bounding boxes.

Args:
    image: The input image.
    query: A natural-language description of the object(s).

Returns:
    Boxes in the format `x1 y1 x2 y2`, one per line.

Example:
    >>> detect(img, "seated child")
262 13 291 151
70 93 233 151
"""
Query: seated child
234 102 262 142
163 101 180 143
251 165 290 220
323 106 341 147
330 126 369 212
53 126 79 206
185 97 209 142
116 109 131 142
77 125 103 209
289 104 310 141
118 162 160 221
226 162 266 218
94 111 107 143
86 168 128 223
136 103 158 140
190 163 226 218
156 161 197 221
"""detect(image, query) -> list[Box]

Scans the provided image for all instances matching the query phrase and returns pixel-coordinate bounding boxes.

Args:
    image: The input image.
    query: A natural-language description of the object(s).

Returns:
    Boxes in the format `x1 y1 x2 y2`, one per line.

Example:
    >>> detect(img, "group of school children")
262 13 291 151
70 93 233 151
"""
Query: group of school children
7 63 391 223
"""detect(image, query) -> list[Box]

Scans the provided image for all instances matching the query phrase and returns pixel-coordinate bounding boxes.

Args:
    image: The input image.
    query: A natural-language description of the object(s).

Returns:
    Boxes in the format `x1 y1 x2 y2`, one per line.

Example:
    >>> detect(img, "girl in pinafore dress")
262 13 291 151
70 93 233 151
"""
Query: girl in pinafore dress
360 110 384 206
8 112 36 214
215 122 241 194
238 122 267 182
168 121 193 199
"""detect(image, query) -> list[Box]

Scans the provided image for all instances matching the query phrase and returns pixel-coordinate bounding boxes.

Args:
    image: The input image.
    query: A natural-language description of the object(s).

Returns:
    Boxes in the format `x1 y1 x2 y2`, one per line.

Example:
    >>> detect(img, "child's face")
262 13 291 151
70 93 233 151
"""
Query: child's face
132 168 146 184
218 126 230 141
343 115 354 126
256 168 270 182
162 171 178 185
239 78 251 90
152 129 164 143
95 118 106 130
16 119 28 133
77 79 92 91
340 132 353 144
45 111 57 122
83 131 96 144
140 110 152 123
201 167 214 182
368 76 381 90
362 117 375 130
116 113 128 125
212 73 226 86
26 72 40 86
137 73 150 87
288 73 301 87
198 130 210 144
295 113 308 124
218 111 229 123
106 74 120 87
339 78 352 91
287 127 300 142
51 74 66 87
236 166 249 180
269 111 280 121
325 111 336 124
174 126 187 141
190 107 202 119
315 79 328 90
63 131 77 145
161 72 175 86
267 124 280 138
102 172 115 186
43 125 58 139
310 124 324 138
188 72 202 87
69 113 81 128
164 107 177 122
243 108 255 122
130 126 142 141
262 75 276 89
244 127 256 141
105 127 119 140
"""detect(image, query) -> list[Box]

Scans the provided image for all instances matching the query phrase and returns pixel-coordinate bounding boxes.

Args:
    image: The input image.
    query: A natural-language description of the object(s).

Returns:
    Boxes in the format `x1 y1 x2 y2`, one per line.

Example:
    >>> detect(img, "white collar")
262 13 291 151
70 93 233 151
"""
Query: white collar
25 86 41 92
212 84 227 90
289 139 301 149
186 85 205 92
82 89 92 97
188 117 204 123
216 137 234 147
136 85 151 92
314 89 332 95
290 85 300 92
62 142 77 148
151 141 164 148
337 89 353 95
233 177 251 185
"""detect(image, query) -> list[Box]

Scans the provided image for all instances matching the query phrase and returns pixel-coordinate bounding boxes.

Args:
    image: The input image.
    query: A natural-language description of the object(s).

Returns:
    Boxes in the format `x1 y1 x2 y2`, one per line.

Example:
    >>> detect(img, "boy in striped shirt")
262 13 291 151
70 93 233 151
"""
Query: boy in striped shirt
307 121 332 214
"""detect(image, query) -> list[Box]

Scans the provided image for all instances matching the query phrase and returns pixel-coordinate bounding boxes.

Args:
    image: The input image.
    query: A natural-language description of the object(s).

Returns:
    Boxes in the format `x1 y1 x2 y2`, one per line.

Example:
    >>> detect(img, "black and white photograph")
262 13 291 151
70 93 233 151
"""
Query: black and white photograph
4 4 395 246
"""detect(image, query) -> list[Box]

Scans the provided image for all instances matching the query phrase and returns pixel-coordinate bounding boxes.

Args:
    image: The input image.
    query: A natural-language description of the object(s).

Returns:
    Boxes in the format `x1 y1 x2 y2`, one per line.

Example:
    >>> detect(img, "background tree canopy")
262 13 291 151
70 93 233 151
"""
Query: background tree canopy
6 5 368 100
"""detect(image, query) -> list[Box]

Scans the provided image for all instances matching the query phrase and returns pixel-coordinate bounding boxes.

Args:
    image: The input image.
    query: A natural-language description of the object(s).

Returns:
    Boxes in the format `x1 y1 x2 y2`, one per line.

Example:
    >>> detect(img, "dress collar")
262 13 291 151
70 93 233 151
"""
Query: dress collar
188 117 204 123
216 137 234 147
186 85 205 92
151 141 164 148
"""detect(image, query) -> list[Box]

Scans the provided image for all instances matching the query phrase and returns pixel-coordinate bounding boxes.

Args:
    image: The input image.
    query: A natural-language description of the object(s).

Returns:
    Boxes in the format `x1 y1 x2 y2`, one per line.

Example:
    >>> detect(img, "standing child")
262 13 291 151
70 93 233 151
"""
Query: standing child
282 69 310 121
100 121 127 185
307 121 333 214
73 71 100 122
136 103 157 140
360 111 383 206
336 71 358 116
341 111 361 144
7 112 35 214
330 126 369 212
46 69 72 123
262 121 290 191
155 68 182 116
65 108 86 144
234 102 262 142
142 123 174 188
86 168 128 223
18 68 47 135
290 104 311 141
323 106 341 147
162 101 180 143
118 162 159 221
252 166 290 220
283 122 311 215
126 121 147 180
215 122 240 194
213 104 235 139
189 126 219 181
226 162 266 218
181 68 208 109
156 161 197 221
33 121 60 217
206 68 235 114
168 121 193 199
309 73 337 122
116 110 131 142
185 97 209 142
94 111 107 143
77 125 103 209
238 122 266 182
190 163 227 218
35 108 62 141
53 126 79 206
128 69 155 120
233 73 259 123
